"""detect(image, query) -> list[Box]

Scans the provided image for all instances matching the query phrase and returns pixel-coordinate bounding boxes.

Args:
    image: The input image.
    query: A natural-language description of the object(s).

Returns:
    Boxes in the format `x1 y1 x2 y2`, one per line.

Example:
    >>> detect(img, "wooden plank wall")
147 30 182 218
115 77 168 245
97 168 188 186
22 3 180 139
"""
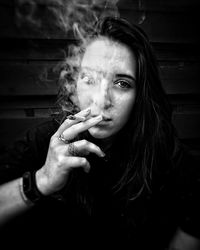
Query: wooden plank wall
0 0 200 155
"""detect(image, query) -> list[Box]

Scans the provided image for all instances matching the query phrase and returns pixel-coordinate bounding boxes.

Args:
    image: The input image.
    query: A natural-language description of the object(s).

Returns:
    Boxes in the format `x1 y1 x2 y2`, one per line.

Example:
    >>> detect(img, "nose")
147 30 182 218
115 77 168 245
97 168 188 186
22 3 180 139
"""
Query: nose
91 79 112 114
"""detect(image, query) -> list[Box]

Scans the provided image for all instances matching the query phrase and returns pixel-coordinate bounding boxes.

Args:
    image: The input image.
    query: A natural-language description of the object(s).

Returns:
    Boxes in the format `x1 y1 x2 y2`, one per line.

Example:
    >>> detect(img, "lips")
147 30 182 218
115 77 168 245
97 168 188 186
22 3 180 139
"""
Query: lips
89 115 111 126
97 117 112 126
102 116 112 122
90 115 111 121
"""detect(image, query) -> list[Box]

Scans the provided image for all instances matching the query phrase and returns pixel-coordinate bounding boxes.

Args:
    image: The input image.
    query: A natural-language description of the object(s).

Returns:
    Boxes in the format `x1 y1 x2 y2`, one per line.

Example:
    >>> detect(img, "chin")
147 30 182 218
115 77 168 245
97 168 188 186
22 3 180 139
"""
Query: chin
88 127 113 139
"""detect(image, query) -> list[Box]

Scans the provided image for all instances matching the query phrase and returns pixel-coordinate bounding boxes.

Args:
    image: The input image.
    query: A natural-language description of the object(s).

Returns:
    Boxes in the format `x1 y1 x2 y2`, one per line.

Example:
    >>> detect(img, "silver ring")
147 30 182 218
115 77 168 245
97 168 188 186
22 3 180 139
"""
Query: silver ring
58 133 70 144
68 143 78 156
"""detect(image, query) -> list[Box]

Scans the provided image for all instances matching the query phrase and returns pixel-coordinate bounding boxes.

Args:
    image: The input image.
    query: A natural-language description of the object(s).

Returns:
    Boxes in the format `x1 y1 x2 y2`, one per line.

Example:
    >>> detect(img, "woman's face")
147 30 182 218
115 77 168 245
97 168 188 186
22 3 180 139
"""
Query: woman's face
76 38 137 139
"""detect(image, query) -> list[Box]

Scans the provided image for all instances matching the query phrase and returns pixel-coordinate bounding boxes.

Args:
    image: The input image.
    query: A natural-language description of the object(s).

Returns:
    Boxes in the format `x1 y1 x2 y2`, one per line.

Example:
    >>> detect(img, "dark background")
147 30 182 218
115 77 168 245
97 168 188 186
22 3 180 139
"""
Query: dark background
0 0 200 156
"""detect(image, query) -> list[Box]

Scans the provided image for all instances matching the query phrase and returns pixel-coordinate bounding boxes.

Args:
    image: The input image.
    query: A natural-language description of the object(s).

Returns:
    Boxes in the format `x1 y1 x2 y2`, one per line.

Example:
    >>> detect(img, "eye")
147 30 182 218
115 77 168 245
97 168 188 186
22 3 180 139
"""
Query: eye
114 79 131 89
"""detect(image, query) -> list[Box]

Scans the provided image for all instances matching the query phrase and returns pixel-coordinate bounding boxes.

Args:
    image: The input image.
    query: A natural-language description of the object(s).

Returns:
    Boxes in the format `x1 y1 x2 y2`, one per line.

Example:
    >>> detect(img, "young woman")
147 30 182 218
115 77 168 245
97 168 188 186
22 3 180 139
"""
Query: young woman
0 17 199 249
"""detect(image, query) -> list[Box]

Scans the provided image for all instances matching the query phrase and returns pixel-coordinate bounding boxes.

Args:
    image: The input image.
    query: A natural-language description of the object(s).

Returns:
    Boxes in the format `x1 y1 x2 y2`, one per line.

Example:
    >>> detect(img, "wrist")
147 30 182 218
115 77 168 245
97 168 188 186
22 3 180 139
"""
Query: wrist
22 170 66 204
35 169 50 196
19 177 34 206
36 169 67 201
22 171 47 205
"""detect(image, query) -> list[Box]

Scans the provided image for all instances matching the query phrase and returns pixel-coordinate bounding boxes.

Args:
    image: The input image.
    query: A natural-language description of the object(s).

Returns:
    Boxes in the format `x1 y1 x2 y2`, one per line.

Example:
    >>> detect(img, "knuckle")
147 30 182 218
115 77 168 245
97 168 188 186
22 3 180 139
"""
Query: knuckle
88 143 98 152
80 157 87 165
82 139 88 147
57 154 64 164
49 142 56 151
90 143 97 150
54 146 60 154
63 119 70 126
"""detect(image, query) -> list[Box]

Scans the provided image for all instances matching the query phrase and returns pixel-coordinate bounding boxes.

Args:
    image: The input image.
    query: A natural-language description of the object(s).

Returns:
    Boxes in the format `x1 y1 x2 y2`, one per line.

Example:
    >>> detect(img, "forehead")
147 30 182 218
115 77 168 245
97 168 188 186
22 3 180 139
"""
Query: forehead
80 38 136 76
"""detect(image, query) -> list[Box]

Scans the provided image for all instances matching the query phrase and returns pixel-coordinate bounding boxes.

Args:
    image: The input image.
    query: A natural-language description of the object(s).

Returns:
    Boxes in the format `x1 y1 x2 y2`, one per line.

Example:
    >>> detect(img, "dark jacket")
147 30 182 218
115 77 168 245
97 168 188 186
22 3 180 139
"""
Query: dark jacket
0 117 199 249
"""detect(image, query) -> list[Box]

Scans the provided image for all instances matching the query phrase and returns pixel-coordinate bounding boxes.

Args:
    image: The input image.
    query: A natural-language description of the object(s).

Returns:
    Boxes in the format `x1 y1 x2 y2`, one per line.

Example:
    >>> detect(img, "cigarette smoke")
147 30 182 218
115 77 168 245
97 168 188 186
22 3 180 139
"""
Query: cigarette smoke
15 0 119 114
15 0 119 38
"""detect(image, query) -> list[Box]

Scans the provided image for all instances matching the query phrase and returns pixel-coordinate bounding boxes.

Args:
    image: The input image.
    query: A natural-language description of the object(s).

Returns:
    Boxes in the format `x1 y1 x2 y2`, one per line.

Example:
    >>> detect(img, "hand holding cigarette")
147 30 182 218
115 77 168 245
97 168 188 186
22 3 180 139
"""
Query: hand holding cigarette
35 108 104 196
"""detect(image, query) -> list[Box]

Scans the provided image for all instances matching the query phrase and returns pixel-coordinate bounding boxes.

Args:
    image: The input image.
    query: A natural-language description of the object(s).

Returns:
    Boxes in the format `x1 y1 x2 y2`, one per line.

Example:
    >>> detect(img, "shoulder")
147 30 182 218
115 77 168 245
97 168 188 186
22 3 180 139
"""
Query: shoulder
170 142 200 238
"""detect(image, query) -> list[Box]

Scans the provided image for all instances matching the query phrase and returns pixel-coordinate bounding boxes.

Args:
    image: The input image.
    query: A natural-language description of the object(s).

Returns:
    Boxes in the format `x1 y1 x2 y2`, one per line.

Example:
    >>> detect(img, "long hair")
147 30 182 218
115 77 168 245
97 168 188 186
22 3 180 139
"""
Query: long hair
95 17 179 199
57 17 179 204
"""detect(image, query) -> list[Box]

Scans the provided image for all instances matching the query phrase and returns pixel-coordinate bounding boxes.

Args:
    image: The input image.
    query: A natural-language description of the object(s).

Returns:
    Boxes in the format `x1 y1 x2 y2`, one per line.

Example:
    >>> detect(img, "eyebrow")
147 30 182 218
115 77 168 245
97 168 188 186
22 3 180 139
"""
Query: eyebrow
116 74 136 82
81 67 104 75
81 67 136 82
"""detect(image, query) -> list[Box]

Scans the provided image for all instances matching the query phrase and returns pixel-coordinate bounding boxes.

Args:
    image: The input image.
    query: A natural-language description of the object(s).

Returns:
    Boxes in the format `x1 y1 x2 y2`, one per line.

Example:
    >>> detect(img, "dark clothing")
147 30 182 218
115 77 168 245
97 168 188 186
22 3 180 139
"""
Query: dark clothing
0 118 200 249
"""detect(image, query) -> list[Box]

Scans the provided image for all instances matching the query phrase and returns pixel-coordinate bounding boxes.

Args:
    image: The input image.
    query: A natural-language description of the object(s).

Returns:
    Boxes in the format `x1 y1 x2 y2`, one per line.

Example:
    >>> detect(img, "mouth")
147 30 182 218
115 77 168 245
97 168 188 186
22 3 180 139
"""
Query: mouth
89 115 112 126
102 115 112 121
97 116 112 126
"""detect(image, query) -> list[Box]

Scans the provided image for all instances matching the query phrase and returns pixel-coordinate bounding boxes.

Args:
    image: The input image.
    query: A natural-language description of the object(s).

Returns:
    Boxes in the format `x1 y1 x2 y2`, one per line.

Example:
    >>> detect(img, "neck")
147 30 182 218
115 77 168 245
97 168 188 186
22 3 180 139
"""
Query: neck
92 135 116 153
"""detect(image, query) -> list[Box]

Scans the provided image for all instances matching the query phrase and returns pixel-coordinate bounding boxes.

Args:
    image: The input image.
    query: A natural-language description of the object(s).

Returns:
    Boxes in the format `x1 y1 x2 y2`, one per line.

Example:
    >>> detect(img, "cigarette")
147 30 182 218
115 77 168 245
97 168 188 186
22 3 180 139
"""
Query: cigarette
67 114 86 121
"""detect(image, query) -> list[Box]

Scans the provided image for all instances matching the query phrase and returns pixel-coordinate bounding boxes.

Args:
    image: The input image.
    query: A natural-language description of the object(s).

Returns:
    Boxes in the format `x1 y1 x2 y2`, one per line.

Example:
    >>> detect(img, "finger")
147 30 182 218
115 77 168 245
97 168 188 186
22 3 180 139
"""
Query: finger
66 140 105 158
54 108 91 137
63 156 91 173
62 115 102 141
67 114 86 122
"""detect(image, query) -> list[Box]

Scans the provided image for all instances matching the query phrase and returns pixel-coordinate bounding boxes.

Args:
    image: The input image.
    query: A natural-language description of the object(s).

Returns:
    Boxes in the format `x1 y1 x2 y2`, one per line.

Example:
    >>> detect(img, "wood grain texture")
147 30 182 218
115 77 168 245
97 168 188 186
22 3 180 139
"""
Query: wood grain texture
0 0 200 151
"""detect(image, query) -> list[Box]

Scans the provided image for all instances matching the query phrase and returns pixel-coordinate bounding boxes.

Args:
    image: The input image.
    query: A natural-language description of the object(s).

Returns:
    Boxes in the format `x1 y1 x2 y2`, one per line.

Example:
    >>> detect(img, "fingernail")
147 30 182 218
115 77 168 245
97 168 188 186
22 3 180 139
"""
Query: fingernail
82 108 91 115
75 115 86 121
100 152 106 157
94 115 102 121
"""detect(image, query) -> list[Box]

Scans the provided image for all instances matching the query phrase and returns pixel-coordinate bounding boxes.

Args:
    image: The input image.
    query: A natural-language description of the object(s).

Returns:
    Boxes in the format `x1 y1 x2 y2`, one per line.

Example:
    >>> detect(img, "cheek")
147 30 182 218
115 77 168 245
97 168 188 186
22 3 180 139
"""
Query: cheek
114 93 136 122
77 84 90 109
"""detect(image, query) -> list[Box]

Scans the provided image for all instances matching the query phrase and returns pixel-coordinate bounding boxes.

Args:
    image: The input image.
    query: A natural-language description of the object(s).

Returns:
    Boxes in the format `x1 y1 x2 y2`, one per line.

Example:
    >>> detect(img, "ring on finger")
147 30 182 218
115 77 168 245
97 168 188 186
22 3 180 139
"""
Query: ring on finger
58 133 70 144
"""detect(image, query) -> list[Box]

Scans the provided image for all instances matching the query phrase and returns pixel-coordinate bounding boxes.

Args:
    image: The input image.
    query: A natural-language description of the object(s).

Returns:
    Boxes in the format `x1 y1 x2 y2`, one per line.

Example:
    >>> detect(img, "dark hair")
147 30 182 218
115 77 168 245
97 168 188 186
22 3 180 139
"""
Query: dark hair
59 16 179 204
91 17 178 199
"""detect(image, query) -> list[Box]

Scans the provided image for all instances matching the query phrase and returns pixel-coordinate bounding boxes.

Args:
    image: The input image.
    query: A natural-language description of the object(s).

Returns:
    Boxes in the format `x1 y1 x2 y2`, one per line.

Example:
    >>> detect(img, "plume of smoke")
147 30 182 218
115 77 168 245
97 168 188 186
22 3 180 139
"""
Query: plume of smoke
15 0 119 38
15 0 120 115
55 44 83 114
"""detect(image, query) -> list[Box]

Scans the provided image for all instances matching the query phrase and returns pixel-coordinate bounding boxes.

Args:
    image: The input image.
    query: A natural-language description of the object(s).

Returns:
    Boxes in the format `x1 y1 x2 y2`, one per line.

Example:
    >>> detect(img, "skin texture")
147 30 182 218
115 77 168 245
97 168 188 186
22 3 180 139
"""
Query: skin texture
76 38 137 140
35 37 137 196
30 39 200 249
0 36 139 229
